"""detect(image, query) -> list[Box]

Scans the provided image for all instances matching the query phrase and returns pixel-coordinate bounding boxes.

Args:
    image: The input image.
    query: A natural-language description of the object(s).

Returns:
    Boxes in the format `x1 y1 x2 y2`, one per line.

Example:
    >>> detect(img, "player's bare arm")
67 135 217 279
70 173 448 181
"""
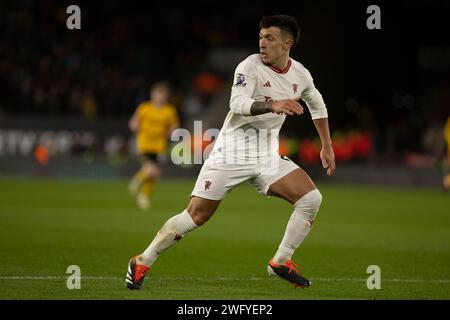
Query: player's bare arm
250 101 272 115
250 99 304 116
167 125 178 139
313 117 335 176
128 112 139 132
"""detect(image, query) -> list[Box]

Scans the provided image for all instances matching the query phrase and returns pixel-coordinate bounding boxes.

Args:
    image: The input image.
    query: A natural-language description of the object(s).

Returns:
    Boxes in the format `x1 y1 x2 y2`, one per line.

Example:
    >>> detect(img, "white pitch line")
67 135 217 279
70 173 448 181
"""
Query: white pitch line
0 276 119 280
0 276 449 283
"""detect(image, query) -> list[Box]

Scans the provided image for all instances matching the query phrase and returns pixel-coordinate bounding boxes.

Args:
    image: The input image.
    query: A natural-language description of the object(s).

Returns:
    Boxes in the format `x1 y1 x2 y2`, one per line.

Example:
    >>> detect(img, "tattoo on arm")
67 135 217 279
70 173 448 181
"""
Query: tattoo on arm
250 101 273 115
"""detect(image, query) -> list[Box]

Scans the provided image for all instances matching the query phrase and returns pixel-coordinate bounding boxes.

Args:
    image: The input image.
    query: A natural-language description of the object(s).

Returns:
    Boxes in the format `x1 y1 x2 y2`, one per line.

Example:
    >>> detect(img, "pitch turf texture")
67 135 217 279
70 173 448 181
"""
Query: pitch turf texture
0 177 449 300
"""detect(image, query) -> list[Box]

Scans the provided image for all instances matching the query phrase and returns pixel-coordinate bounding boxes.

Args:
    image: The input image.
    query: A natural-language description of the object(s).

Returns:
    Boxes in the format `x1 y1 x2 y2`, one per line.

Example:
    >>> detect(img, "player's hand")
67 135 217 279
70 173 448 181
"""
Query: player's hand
129 117 139 132
272 99 303 115
320 145 336 176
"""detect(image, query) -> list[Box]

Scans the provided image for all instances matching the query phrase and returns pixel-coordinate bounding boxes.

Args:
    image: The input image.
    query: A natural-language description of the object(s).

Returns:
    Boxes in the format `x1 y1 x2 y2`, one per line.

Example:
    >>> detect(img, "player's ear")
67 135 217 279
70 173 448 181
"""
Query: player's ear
285 38 293 50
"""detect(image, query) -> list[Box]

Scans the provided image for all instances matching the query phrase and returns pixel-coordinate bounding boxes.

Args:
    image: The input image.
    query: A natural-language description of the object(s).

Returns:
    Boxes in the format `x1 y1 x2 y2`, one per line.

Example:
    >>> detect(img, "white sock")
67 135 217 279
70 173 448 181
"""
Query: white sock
273 189 322 264
138 209 198 266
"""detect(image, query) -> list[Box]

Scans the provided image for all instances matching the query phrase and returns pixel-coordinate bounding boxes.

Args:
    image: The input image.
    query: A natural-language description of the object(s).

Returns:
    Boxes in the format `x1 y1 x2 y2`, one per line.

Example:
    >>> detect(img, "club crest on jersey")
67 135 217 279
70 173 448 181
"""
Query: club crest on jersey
293 84 298 94
234 73 246 87
204 180 212 191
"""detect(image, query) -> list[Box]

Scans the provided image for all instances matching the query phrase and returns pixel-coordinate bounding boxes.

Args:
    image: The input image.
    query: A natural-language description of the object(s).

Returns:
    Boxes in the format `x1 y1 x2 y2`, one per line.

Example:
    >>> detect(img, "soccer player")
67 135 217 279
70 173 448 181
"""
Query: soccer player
126 15 335 289
128 81 179 209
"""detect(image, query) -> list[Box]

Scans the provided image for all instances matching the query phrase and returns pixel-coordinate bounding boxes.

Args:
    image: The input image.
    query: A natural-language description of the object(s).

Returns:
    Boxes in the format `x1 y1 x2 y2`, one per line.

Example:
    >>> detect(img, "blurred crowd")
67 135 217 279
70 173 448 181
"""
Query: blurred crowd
0 0 449 164
0 1 247 121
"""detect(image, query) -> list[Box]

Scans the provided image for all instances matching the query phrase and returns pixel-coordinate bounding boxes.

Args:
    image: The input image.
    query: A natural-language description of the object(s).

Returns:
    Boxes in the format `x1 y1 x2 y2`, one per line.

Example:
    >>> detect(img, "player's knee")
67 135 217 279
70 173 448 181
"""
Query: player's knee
294 189 322 220
143 165 160 178
142 166 152 177
152 167 162 178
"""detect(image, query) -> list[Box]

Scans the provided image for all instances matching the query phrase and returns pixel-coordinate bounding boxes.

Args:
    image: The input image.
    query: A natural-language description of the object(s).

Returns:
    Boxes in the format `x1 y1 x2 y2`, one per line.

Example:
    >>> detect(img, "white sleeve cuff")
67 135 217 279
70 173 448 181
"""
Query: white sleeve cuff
310 106 328 120
230 95 255 115
240 97 255 115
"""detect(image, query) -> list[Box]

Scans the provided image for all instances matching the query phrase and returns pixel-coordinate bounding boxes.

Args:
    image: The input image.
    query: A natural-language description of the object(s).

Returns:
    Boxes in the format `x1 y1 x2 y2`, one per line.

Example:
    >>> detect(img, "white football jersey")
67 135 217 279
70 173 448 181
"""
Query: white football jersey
209 54 328 164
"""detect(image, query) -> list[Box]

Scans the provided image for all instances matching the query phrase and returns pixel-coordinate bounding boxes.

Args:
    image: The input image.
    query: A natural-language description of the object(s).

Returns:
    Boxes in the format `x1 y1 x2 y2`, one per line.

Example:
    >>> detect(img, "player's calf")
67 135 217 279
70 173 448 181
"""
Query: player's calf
273 189 322 264
186 196 221 226
137 209 199 267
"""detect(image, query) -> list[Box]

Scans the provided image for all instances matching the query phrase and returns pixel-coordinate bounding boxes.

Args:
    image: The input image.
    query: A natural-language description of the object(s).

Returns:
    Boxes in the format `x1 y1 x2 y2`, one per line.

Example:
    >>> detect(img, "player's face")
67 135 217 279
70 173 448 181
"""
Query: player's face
259 27 291 64
150 87 169 105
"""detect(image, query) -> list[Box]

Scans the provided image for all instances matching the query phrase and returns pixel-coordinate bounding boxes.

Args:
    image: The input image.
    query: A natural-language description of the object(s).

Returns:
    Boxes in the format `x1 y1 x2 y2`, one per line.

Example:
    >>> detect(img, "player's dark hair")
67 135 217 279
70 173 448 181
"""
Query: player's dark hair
259 15 300 46
150 81 171 93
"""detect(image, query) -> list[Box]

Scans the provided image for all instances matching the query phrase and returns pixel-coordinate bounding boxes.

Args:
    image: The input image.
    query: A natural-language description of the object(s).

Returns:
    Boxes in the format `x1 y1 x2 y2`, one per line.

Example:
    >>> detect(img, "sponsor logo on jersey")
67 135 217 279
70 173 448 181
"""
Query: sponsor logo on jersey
293 84 298 93
263 81 271 87
234 73 246 87
204 180 212 191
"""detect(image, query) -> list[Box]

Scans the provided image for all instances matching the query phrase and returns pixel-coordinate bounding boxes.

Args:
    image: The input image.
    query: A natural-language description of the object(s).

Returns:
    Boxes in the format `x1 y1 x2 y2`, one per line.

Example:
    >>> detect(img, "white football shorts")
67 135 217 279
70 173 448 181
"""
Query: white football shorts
191 155 300 200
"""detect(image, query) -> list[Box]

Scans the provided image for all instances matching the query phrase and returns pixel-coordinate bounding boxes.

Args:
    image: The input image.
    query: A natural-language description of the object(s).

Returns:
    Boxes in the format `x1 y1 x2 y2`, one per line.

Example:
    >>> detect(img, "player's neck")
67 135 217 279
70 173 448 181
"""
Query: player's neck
152 101 164 108
270 54 290 71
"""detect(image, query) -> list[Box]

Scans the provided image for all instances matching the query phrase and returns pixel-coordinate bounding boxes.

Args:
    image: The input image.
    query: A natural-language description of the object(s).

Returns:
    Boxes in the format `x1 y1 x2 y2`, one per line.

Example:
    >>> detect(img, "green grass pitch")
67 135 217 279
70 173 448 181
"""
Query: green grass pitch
0 176 449 299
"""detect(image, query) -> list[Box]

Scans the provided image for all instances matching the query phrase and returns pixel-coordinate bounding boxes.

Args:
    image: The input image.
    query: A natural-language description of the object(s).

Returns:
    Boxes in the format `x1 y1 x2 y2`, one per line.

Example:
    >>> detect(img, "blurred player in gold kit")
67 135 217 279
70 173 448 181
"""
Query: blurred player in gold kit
128 81 179 209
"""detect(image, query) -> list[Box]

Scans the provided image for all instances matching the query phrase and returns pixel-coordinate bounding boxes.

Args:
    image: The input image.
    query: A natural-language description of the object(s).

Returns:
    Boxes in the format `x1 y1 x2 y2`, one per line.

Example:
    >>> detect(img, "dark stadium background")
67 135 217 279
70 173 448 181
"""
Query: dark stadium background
0 0 448 184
